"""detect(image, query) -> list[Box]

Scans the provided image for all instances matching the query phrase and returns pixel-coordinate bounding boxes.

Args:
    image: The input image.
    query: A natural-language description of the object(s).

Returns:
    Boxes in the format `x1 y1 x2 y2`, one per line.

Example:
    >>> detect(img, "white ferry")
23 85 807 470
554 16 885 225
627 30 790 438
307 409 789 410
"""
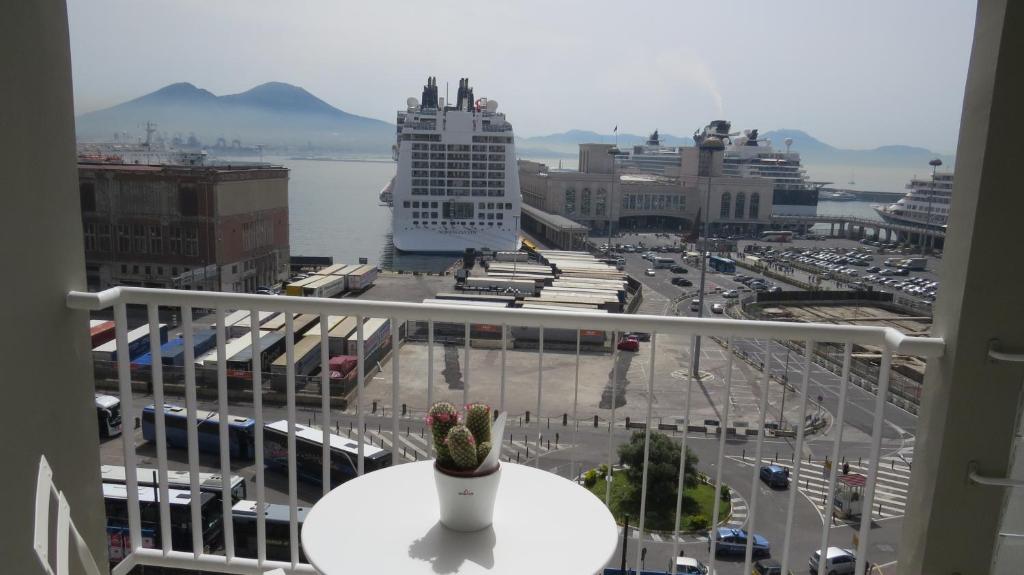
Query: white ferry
874 171 953 230
382 77 521 253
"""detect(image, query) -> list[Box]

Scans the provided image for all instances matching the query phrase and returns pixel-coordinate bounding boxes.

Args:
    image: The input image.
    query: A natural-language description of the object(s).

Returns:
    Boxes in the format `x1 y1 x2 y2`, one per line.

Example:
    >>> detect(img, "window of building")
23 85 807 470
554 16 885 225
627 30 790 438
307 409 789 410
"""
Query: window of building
132 224 147 253
595 189 607 217
83 223 96 251
149 225 162 254
749 193 760 219
120 264 127 274
497 212 503 220
720 193 731 219
145 266 151 275
413 211 420 218
117 224 130 253
735 192 746 219
80 182 96 212
132 265 139 274
98 224 111 252
644 195 652 210
581 189 591 214
157 267 163 276
169 227 182 255
172 267 178 276
178 185 198 217
232 265 238 274
184 228 198 256
564 189 576 214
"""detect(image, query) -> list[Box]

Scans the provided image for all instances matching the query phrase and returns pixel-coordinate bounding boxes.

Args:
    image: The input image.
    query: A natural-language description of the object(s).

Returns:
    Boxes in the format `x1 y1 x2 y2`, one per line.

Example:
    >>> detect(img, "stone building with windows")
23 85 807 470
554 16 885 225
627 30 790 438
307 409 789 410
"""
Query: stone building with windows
519 140 773 236
78 161 290 292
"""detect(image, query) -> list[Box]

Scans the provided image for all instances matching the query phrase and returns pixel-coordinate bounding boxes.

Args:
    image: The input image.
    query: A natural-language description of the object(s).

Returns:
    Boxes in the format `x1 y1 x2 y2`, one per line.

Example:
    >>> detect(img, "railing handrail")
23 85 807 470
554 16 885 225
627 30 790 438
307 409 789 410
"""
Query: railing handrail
67 287 944 358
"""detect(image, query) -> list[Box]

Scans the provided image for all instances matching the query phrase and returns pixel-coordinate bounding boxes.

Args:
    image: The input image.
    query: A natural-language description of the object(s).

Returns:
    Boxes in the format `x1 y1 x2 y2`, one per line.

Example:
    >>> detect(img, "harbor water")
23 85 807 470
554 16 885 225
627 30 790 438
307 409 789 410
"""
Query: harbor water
279 157 889 271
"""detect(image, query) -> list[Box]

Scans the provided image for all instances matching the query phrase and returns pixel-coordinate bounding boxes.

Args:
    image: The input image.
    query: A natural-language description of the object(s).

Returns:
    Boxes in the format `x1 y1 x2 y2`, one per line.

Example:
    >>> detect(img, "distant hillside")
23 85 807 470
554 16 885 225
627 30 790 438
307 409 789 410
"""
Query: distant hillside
76 82 395 153
519 128 954 169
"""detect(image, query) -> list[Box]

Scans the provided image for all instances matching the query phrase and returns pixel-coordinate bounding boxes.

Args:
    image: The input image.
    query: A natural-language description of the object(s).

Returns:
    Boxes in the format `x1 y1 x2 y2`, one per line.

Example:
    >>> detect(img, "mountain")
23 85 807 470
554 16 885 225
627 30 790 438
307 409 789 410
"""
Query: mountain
518 128 954 169
76 82 395 153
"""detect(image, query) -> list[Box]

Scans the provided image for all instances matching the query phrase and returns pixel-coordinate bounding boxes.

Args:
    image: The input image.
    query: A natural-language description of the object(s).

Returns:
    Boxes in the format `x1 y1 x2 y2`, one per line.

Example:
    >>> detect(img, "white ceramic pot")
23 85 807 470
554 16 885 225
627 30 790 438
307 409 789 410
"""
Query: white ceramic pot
433 463 502 532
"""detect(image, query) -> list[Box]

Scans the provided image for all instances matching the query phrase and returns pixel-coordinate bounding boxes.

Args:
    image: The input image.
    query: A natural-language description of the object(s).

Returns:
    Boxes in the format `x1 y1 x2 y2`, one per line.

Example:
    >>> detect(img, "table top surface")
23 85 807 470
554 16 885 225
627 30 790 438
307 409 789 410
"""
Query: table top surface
301 461 617 574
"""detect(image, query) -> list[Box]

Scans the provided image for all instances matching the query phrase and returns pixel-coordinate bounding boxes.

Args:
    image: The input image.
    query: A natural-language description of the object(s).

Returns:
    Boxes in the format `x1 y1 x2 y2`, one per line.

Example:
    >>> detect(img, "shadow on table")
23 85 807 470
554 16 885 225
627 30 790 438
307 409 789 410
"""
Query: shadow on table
408 521 496 574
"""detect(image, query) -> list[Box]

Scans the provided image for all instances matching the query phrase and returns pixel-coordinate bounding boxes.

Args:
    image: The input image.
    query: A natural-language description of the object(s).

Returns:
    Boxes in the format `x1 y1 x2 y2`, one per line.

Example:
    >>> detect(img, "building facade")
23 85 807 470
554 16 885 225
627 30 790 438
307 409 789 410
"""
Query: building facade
79 162 290 292
519 141 774 236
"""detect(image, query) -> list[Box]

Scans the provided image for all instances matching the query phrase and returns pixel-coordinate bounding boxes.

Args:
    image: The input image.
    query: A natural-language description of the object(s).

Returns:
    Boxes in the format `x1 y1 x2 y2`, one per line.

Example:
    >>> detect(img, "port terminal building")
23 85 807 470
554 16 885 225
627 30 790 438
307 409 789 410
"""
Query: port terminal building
78 159 290 292
519 140 774 237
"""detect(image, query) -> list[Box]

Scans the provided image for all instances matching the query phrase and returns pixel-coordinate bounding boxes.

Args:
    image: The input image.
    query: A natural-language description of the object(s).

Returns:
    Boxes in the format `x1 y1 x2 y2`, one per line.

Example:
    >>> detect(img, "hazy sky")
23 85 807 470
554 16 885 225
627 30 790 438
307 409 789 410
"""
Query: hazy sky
68 0 976 151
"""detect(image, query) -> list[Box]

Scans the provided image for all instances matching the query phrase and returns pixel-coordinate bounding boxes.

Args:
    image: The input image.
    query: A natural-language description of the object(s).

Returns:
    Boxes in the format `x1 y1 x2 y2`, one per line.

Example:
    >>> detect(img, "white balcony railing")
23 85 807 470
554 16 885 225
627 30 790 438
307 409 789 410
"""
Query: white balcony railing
68 286 944 575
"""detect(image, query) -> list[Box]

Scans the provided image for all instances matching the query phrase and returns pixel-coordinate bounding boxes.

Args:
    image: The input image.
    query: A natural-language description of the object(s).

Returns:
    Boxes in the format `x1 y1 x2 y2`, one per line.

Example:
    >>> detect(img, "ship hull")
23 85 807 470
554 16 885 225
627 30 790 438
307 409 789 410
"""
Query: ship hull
873 206 946 230
391 226 520 253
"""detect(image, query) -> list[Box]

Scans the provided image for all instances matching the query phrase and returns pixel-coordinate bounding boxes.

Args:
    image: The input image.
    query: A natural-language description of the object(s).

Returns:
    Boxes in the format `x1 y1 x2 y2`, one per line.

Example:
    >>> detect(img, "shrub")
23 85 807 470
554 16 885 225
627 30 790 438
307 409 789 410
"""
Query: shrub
583 469 598 488
720 485 731 501
688 516 709 531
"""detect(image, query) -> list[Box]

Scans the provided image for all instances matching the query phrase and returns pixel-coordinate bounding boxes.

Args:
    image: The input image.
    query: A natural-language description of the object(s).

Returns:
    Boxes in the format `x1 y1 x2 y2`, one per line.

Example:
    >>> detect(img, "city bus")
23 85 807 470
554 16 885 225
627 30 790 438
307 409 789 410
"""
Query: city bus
653 256 676 269
95 393 123 438
232 500 309 562
100 464 247 504
263 420 392 486
142 404 257 459
708 256 737 273
103 483 223 559
760 230 794 242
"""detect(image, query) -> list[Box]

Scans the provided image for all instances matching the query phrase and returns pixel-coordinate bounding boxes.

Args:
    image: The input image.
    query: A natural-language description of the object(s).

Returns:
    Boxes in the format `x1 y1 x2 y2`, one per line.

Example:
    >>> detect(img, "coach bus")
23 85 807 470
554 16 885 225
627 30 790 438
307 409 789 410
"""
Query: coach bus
142 404 257 459
263 420 392 487
232 500 309 562
708 256 737 273
95 394 122 438
100 464 247 505
760 230 794 242
103 483 222 558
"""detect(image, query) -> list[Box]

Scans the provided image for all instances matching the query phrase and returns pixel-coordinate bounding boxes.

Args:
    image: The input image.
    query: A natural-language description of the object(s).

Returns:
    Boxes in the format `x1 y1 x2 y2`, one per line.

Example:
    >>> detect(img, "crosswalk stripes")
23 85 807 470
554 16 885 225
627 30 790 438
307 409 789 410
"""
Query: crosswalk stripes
726 492 748 527
616 526 711 544
335 426 574 463
727 455 913 520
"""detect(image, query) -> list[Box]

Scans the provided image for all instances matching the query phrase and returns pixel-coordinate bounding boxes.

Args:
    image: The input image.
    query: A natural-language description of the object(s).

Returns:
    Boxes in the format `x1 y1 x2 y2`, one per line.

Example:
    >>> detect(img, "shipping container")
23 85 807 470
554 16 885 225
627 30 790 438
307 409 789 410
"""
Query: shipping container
325 316 358 356
301 274 347 298
92 323 168 363
230 311 280 337
226 331 287 374
90 320 116 347
284 276 321 297
270 335 322 387
135 329 217 367
493 251 528 262
198 332 273 368
345 318 391 359
345 265 378 291
463 276 538 295
304 315 346 337
261 313 319 337
433 293 517 306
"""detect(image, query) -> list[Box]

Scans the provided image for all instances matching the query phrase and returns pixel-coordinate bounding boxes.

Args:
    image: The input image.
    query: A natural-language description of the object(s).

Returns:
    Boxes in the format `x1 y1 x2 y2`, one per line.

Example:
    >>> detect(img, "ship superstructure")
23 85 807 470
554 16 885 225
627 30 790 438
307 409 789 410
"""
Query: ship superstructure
874 171 954 229
721 129 823 216
383 77 521 253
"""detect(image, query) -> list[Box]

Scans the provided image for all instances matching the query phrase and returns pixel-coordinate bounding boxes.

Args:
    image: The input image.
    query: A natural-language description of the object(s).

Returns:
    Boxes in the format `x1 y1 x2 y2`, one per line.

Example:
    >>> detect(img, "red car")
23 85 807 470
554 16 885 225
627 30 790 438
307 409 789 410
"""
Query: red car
617 336 640 352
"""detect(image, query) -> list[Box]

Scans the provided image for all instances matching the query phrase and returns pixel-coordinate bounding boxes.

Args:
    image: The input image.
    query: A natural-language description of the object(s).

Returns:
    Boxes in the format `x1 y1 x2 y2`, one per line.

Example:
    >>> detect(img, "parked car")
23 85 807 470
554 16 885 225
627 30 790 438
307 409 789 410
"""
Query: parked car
808 547 858 575
617 336 640 352
690 298 701 312
722 289 739 298
759 464 790 488
768 286 783 293
625 331 651 342
645 269 656 277
675 556 711 575
709 527 770 557
672 277 694 287
671 265 688 273
711 303 725 314
753 558 783 575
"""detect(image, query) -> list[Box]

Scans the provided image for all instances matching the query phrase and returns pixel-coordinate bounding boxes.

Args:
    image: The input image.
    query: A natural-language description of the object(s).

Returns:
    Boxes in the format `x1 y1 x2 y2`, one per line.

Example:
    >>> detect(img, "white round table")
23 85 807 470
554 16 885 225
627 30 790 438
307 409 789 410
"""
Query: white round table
301 461 617 574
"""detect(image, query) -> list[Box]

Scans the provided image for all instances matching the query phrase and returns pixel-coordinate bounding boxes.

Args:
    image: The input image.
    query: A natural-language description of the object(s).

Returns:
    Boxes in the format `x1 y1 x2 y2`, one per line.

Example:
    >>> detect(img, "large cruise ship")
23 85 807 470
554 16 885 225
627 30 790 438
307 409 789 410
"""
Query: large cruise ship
874 171 954 229
720 128 823 216
381 77 521 253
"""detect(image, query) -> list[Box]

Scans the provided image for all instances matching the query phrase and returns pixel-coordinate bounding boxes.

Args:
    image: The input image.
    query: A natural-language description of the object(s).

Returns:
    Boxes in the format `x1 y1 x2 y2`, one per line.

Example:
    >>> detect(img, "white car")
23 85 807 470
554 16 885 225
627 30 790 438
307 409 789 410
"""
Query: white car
711 303 725 314
809 547 857 575
645 269 656 277
722 289 739 298
676 556 711 574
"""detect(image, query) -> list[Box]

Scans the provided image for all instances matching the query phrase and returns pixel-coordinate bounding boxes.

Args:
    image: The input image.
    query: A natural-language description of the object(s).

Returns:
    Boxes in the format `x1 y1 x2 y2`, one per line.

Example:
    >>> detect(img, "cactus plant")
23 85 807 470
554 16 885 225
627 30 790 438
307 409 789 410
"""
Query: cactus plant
427 401 459 467
476 441 491 466
464 403 492 444
428 401 496 472
445 425 478 470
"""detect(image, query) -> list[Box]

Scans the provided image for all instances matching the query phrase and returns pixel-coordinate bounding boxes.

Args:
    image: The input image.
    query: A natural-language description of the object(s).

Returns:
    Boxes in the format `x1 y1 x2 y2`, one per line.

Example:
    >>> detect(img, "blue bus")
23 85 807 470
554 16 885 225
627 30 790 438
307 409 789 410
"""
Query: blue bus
142 404 256 460
708 256 736 273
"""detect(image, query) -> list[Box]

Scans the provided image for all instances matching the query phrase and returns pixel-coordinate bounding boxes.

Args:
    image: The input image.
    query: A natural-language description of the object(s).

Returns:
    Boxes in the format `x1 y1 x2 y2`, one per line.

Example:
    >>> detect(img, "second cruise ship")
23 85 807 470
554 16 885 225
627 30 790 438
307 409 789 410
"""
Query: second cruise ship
382 77 521 253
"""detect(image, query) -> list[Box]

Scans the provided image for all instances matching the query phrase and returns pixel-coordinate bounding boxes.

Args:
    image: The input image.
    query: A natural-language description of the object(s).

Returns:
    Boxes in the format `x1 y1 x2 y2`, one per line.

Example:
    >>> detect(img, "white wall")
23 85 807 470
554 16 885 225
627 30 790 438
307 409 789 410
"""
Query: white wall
0 2 108 572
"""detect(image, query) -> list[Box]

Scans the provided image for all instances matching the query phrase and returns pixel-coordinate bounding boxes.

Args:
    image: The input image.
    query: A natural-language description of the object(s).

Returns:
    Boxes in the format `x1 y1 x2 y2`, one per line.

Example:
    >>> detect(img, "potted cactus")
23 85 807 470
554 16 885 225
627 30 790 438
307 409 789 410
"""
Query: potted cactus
426 401 505 531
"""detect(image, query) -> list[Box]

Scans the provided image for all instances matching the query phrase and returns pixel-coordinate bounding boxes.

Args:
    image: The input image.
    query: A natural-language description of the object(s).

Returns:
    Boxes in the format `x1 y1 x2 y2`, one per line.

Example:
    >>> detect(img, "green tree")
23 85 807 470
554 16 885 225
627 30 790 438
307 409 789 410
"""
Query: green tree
617 431 700 528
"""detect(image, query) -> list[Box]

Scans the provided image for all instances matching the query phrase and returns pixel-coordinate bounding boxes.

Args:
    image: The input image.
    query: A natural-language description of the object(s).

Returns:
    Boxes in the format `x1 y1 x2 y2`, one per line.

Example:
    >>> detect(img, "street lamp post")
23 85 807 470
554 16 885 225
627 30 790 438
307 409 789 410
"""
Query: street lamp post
922 158 943 255
691 136 724 379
